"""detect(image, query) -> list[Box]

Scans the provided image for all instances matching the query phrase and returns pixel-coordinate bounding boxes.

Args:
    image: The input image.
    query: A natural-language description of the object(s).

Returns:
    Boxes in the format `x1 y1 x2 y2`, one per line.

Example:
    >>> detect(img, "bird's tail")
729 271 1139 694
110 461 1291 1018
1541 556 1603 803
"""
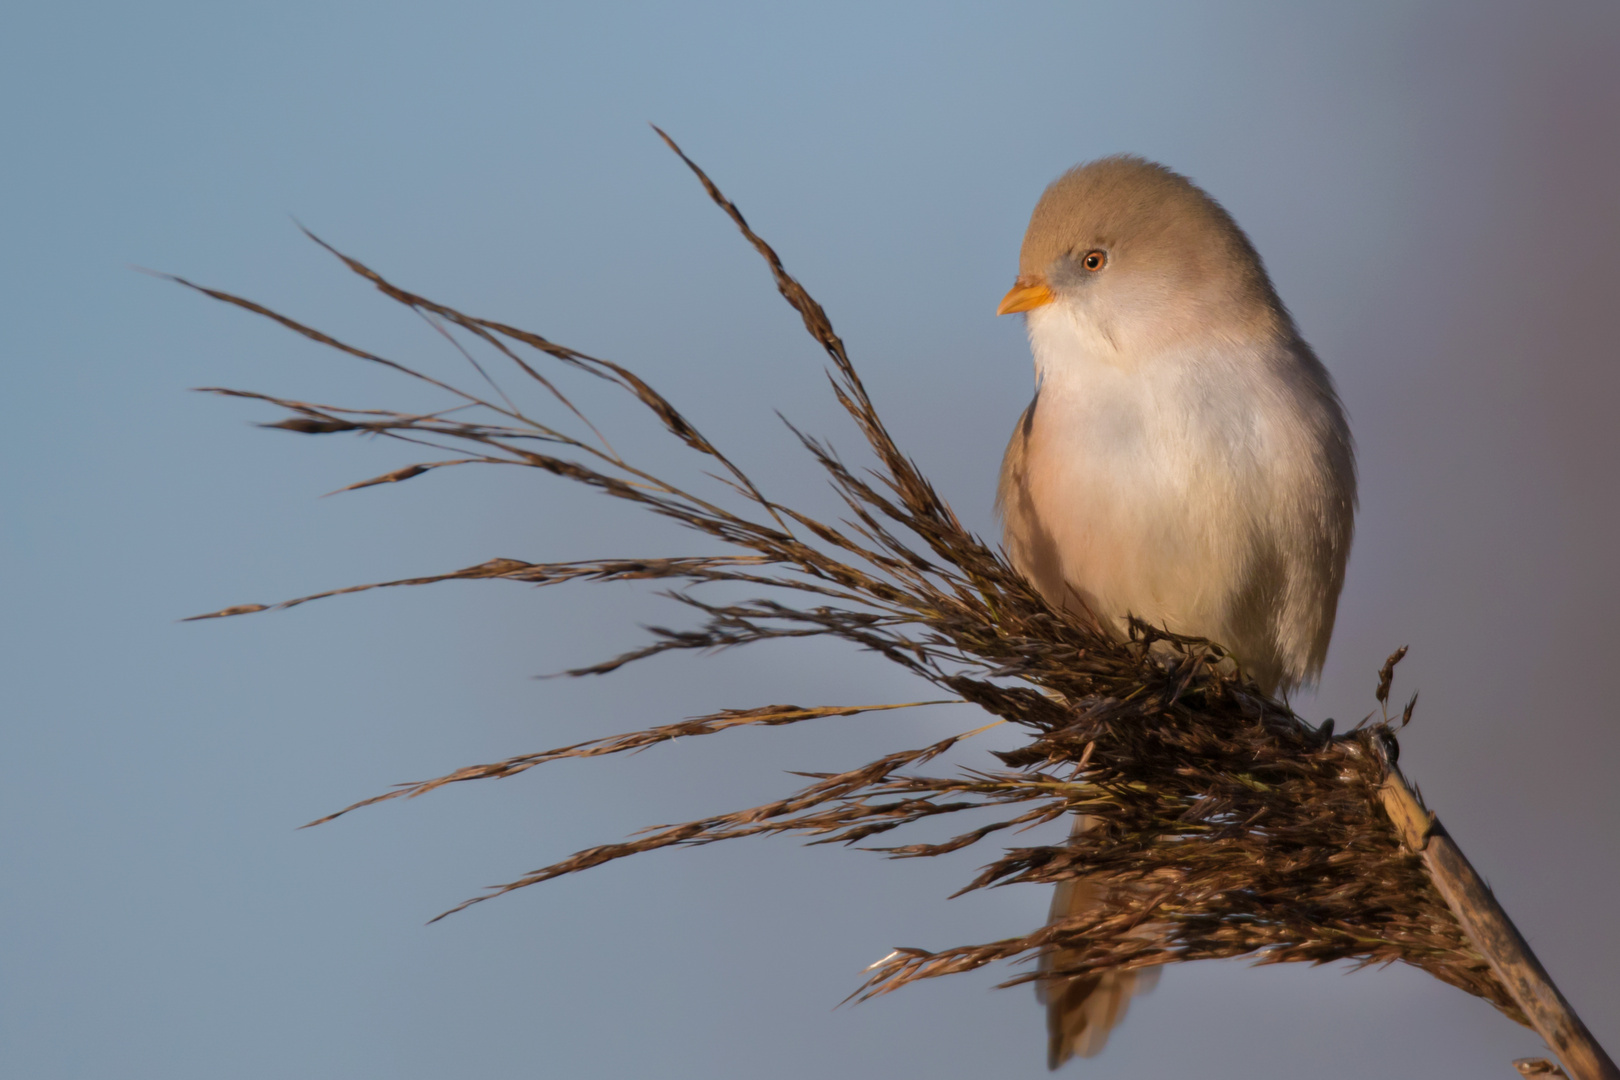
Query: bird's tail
1038 818 1161 1069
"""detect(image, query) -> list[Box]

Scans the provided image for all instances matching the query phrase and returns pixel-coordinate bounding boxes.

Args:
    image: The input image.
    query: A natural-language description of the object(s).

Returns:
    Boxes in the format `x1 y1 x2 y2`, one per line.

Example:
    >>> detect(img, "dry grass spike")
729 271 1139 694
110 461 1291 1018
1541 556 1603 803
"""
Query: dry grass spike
176 130 1615 1079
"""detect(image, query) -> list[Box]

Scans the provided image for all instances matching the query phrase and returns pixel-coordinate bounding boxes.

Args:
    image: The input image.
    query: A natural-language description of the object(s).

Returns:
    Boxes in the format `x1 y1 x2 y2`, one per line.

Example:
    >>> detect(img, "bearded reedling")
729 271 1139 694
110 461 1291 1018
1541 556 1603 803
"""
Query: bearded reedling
996 157 1356 1066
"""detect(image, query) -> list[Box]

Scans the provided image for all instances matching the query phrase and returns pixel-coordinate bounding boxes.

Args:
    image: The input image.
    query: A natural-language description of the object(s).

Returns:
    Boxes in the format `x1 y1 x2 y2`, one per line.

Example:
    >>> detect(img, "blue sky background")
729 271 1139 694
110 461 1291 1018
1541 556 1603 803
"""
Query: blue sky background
3 3 1617 1078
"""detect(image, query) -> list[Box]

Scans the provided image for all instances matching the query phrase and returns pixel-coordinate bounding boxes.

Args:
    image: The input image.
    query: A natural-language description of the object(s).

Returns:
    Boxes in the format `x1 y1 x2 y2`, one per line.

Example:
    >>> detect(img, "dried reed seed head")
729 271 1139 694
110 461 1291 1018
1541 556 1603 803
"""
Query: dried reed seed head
186 134 1521 1031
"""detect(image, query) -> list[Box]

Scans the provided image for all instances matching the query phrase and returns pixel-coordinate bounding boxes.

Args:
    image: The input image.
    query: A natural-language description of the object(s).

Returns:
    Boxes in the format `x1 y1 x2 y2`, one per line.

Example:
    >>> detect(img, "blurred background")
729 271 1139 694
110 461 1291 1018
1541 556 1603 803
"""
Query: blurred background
3 3 1617 1077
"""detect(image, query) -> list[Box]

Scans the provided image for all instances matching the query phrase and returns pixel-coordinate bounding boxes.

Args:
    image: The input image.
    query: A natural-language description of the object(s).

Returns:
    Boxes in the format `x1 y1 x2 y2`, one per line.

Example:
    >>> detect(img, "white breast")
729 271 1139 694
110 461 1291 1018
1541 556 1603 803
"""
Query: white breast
1001 302 1346 693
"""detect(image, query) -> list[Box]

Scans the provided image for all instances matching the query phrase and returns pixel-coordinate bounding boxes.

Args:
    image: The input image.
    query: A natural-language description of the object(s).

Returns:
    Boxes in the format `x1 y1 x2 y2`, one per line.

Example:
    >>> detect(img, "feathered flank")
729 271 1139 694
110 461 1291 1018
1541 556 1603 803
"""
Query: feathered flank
180 133 1617 1078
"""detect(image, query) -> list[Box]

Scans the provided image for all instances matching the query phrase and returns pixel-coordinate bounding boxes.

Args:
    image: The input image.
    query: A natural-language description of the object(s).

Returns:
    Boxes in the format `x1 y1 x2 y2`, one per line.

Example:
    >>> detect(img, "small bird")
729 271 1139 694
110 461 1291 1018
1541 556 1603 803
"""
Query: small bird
995 157 1356 1067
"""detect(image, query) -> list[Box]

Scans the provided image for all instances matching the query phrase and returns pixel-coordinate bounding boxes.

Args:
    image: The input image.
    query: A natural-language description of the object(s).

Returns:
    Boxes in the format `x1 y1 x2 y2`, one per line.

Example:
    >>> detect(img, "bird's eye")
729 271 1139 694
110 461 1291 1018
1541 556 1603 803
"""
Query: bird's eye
1081 250 1107 272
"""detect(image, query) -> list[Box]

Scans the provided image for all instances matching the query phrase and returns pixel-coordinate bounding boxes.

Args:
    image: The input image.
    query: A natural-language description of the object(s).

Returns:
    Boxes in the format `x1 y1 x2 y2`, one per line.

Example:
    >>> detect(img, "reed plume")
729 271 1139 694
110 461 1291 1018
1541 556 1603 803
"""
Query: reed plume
174 129 1614 1079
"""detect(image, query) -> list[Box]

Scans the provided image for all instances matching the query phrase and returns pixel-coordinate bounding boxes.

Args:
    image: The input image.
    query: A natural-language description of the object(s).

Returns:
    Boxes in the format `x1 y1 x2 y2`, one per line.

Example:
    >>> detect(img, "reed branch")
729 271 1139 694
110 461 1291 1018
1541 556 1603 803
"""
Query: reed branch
177 130 1614 1077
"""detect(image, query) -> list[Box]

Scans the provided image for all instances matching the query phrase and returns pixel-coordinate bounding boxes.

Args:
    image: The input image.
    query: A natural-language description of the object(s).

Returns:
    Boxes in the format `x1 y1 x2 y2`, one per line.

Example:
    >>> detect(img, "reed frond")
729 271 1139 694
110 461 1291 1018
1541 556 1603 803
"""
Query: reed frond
178 134 1528 1031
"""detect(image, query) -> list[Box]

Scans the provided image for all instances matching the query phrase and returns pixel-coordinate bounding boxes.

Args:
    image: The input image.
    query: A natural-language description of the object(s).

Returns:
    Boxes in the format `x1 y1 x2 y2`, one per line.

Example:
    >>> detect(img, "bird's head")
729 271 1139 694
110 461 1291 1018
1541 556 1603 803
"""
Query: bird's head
998 156 1287 357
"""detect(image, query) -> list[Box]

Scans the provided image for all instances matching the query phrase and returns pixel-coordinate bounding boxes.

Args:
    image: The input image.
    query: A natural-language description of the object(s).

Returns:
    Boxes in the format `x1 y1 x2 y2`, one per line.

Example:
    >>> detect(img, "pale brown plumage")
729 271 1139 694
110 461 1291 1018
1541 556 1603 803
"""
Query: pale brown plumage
996 157 1356 1066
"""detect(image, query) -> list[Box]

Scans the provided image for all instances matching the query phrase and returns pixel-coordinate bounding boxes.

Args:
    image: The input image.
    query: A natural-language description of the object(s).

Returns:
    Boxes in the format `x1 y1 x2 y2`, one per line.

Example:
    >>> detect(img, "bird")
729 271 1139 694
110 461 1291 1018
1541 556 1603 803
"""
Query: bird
994 156 1356 1067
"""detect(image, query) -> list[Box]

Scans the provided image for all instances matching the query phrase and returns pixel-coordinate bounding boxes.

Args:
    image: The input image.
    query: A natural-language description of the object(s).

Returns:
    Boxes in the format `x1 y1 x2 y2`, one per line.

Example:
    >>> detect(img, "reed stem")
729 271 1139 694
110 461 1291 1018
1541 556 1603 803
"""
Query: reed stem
1379 754 1617 1080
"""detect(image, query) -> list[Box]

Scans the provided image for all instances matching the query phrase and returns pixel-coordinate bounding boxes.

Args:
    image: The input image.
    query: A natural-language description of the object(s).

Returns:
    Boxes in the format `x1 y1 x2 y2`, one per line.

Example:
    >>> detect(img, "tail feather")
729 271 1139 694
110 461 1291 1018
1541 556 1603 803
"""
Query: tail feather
1039 822 1161 1068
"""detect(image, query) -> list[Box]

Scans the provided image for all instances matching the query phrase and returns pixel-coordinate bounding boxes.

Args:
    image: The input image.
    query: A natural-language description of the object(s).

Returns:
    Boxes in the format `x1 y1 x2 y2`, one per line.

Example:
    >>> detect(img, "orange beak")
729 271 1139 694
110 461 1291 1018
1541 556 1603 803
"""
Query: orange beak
996 277 1055 316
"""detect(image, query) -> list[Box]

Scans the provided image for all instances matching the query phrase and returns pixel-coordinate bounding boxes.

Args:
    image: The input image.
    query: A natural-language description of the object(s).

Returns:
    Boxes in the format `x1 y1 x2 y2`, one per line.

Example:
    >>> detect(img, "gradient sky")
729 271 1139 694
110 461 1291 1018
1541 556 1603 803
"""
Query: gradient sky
3 3 1617 1078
